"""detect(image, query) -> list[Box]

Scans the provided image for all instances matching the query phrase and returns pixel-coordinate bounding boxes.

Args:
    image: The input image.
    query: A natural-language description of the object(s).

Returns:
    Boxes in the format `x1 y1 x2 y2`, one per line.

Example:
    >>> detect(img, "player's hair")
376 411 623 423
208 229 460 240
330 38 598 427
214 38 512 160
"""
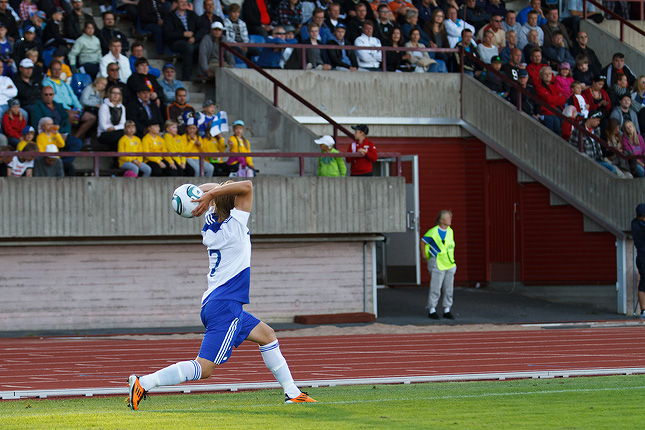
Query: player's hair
435 210 452 225
212 180 236 221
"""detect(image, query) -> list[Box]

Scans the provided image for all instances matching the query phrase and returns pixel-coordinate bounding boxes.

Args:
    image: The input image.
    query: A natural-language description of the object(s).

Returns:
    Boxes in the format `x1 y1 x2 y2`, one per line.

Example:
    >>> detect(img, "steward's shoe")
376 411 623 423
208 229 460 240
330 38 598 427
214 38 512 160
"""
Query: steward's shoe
285 392 317 403
428 312 439 320
127 375 148 410
443 312 455 320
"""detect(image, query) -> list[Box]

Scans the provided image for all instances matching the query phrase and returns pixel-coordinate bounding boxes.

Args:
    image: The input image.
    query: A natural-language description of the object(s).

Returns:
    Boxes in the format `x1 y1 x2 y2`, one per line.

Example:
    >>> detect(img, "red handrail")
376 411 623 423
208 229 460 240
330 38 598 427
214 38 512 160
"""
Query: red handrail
0 151 403 177
584 0 645 41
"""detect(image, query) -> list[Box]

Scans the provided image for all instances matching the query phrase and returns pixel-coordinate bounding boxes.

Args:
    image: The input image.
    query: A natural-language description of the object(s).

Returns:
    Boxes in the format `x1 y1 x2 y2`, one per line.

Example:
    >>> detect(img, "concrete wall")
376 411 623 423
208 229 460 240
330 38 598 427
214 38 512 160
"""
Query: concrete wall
0 240 376 331
461 75 645 233
0 176 406 238
225 69 465 137
582 20 645 74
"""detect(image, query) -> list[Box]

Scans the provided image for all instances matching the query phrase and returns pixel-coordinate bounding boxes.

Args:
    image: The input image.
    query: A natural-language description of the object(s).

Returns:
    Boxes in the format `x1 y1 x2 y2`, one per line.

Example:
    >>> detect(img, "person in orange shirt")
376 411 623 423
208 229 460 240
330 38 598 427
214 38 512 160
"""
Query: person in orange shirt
387 0 416 19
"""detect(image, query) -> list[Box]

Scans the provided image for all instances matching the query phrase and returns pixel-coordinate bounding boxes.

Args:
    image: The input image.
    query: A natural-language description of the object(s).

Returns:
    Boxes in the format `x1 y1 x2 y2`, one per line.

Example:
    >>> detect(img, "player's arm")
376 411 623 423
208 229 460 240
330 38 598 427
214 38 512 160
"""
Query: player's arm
193 180 253 216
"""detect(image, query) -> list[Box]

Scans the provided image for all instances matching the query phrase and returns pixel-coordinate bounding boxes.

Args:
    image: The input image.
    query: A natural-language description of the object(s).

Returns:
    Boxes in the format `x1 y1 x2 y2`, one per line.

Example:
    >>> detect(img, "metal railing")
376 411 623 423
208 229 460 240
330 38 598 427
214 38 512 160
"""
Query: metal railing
0 151 403 177
584 0 645 41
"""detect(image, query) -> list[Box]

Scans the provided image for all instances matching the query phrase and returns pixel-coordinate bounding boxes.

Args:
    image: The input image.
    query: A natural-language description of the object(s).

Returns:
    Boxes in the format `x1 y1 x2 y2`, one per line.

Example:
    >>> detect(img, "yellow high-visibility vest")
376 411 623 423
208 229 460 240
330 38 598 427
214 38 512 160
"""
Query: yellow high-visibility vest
423 226 456 271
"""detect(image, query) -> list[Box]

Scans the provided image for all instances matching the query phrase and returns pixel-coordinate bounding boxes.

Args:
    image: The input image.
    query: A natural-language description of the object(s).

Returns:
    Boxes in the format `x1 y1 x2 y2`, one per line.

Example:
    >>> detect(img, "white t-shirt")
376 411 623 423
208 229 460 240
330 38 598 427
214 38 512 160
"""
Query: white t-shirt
201 207 251 305
8 156 33 177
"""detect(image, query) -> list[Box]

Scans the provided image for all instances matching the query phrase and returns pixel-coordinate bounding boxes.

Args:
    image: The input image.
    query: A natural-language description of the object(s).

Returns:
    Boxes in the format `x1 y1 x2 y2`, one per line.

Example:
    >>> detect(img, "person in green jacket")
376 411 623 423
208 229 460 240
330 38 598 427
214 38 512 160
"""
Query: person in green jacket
420 210 457 320
315 135 346 177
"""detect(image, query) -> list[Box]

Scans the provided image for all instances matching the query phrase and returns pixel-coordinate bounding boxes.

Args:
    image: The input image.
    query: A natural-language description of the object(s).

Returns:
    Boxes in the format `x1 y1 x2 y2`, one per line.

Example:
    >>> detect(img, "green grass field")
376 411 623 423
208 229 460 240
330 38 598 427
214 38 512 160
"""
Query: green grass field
1 375 643 429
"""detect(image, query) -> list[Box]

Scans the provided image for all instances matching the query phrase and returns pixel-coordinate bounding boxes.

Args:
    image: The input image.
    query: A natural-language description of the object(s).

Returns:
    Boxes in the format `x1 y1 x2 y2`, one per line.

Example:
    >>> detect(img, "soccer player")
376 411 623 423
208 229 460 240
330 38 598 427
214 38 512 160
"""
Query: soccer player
127 180 316 409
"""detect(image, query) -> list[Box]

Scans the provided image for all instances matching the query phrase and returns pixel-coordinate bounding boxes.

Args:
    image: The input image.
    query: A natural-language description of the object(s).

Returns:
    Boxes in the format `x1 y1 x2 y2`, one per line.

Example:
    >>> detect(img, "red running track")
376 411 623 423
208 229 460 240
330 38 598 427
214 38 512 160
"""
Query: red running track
2 327 645 396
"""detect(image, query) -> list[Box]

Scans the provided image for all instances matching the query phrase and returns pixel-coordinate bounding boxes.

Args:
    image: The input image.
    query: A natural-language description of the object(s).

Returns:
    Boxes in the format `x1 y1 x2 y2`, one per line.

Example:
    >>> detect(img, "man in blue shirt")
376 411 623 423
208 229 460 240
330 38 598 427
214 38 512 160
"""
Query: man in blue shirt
517 0 546 25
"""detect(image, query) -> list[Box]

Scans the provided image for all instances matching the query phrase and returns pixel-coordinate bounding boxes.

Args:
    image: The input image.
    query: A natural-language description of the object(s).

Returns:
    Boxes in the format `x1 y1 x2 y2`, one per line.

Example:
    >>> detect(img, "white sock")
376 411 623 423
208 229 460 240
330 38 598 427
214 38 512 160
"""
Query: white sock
260 340 301 398
444 307 451 313
429 307 436 314
139 360 202 391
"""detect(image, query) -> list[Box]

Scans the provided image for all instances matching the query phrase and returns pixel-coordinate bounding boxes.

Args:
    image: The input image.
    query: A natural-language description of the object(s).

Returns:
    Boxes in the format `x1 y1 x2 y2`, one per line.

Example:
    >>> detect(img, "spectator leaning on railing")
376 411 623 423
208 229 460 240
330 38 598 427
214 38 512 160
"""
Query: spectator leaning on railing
534 66 565 135
346 124 377 176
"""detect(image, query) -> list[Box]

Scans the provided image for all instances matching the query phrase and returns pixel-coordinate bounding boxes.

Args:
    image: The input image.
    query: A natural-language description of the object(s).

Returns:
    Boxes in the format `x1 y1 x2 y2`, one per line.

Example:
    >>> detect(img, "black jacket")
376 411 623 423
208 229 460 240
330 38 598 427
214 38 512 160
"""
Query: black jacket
98 28 130 55
242 0 273 31
126 98 164 138
13 76 41 108
42 19 67 49
139 0 165 26
0 10 18 41
325 39 358 69
163 9 199 45
63 12 95 40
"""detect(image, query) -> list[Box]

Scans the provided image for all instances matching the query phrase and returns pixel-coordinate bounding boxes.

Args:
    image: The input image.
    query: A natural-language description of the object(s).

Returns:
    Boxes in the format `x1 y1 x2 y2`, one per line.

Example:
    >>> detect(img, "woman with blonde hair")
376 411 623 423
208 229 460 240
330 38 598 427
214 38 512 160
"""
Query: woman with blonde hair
622 120 645 177
605 118 632 178
80 76 107 116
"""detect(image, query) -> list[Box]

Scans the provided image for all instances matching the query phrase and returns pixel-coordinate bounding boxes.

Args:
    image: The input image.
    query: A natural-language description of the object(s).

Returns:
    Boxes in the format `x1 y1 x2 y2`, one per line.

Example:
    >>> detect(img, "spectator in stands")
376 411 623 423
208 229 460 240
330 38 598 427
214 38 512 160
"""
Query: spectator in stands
569 81 589 118
0 0 19 41
12 26 40 65
326 23 360 71
573 54 593 90
33 143 64 177
415 0 436 29
227 119 255 176
183 116 214 177
423 8 451 69
98 11 129 55
97 85 126 149
477 30 498 64
166 88 194 135
2 98 24 147
602 53 636 89
325 2 344 32
480 55 507 96
118 120 151 177
476 14 505 51
224 4 255 58
517 0 545 26
521 29 540 62
631 76 645 114
603 118 633 178
346 2 368 43
6 142 36 176
99 38 131 83
43 7 67 50
163 0 198 81
385 26 411 71
243 0 273 37
32 115 67 161
553 63 573 99
526 47 546 86
198 21 235 77
501 47 523 81
508 68 540 119
622 120 645 177
13 58 40 114
569 31 601 76
610 93 639 131
540 7 570 50
105 62 130 105
402 10 429 44
138 0 166 59
196 0 225 42
609 72 631 107
162 119 187 176
0 23 15 76
300 7 332 43
274 0 303 32
0 60 16 118
141 122 166 176
458 0 489 33
343 0 376 22
501 10 520 36
535 66 565 134
354 20 382 70
127 58 164 109
542 31 574 69
445 5 474 48
79 76 106 118
315 134 346 177
293 23 331 70
17 125 35 150
129 42 161 78
562 0 603 24
517 10 543 50
346 123 376 176
569 110 616 173
127 86 164 138
159 64 185 105
499 30 522 64
453 28 480 77
388 0 416 19
68 22 101 78
18 0 37 22
256 26 291 69
405 27 438 72
583 74 611 115
64 0 95 41
42 60 83 115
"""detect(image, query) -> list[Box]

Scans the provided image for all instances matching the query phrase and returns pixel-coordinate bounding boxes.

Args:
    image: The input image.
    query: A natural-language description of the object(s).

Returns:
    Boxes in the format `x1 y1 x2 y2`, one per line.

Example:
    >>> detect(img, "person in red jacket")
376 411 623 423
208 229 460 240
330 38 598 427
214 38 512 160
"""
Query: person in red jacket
534 66 565 135
582 74 611 115
347 124 378 176
2 99 26 148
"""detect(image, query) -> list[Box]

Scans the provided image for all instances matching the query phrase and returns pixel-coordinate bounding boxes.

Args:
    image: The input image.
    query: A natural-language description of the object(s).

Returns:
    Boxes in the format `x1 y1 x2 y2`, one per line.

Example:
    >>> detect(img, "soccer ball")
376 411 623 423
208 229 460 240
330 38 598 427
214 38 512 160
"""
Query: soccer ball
171 184 203 218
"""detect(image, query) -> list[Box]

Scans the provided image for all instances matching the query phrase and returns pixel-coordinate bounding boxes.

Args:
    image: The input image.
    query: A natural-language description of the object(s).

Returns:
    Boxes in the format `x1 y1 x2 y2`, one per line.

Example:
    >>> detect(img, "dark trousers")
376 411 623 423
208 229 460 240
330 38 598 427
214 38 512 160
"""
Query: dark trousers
146 161 164 176
169 40 195 80
637 255 645 292
98 129 124 150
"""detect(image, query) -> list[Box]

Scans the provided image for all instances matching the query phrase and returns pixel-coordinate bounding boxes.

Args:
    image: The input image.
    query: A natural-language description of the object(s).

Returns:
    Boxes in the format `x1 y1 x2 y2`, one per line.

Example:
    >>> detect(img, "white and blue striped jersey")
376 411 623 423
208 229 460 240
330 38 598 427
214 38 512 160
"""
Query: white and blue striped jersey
201 207 251 306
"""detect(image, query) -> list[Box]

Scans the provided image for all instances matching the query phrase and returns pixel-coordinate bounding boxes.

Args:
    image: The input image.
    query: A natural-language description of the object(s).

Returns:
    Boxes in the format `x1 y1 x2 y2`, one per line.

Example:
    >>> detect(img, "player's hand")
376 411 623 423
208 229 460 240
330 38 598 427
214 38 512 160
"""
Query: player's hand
192 189 216 217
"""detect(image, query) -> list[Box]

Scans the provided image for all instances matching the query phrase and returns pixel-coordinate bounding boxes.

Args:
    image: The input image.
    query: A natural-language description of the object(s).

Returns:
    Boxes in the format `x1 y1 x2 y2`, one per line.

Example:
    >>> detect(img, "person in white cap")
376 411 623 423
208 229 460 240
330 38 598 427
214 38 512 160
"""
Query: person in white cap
34 143 64 177
315 135 346 177
198 21 235 78
14 58 40 114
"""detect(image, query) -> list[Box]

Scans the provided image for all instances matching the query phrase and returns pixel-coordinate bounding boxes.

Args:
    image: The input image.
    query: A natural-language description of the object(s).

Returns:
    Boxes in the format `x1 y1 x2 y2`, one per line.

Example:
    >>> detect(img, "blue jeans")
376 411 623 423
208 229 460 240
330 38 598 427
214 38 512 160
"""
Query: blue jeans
634 164 645 177
142 23 164 55
429 59 448 73
597 160 617 174
540 114 561 135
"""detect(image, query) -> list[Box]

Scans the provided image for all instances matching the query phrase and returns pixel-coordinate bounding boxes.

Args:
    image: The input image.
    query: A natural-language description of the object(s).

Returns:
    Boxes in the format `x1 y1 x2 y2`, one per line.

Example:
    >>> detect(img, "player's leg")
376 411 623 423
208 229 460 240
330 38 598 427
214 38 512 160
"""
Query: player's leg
245 320 316 403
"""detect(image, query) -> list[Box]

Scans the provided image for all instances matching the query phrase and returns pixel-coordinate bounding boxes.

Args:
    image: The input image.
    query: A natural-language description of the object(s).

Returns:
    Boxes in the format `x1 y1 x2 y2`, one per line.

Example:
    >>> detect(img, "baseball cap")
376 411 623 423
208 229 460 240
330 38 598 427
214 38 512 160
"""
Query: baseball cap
19 58 34 68
35 10 46 19
335 23 346 29
137 85 151 92
163 63 175 70
560 62 571 70
185 116 197 126
55 6 65 13
314 135 335 146
490 55 502 63
589 110 603 119
637 203 645 217
233 120 245 127
593 74 607 82
351 124 369 135
211 21 224 29
203 99 214 108
517 69 529 78
24 26 36 34
8 98 19 107
44 144 60 158
283 25 296 33
22 126 35 135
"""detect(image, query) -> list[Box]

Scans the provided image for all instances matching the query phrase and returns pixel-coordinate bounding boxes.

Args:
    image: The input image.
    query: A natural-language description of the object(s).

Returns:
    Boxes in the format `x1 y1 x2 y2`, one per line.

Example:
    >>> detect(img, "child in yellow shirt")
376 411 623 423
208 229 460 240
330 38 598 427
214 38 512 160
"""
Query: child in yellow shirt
183 117 214 177
142 122 169 176
17 126 36 151
35 119 64 152
227 119 255 177
118 120 151 177
163 119 186 176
